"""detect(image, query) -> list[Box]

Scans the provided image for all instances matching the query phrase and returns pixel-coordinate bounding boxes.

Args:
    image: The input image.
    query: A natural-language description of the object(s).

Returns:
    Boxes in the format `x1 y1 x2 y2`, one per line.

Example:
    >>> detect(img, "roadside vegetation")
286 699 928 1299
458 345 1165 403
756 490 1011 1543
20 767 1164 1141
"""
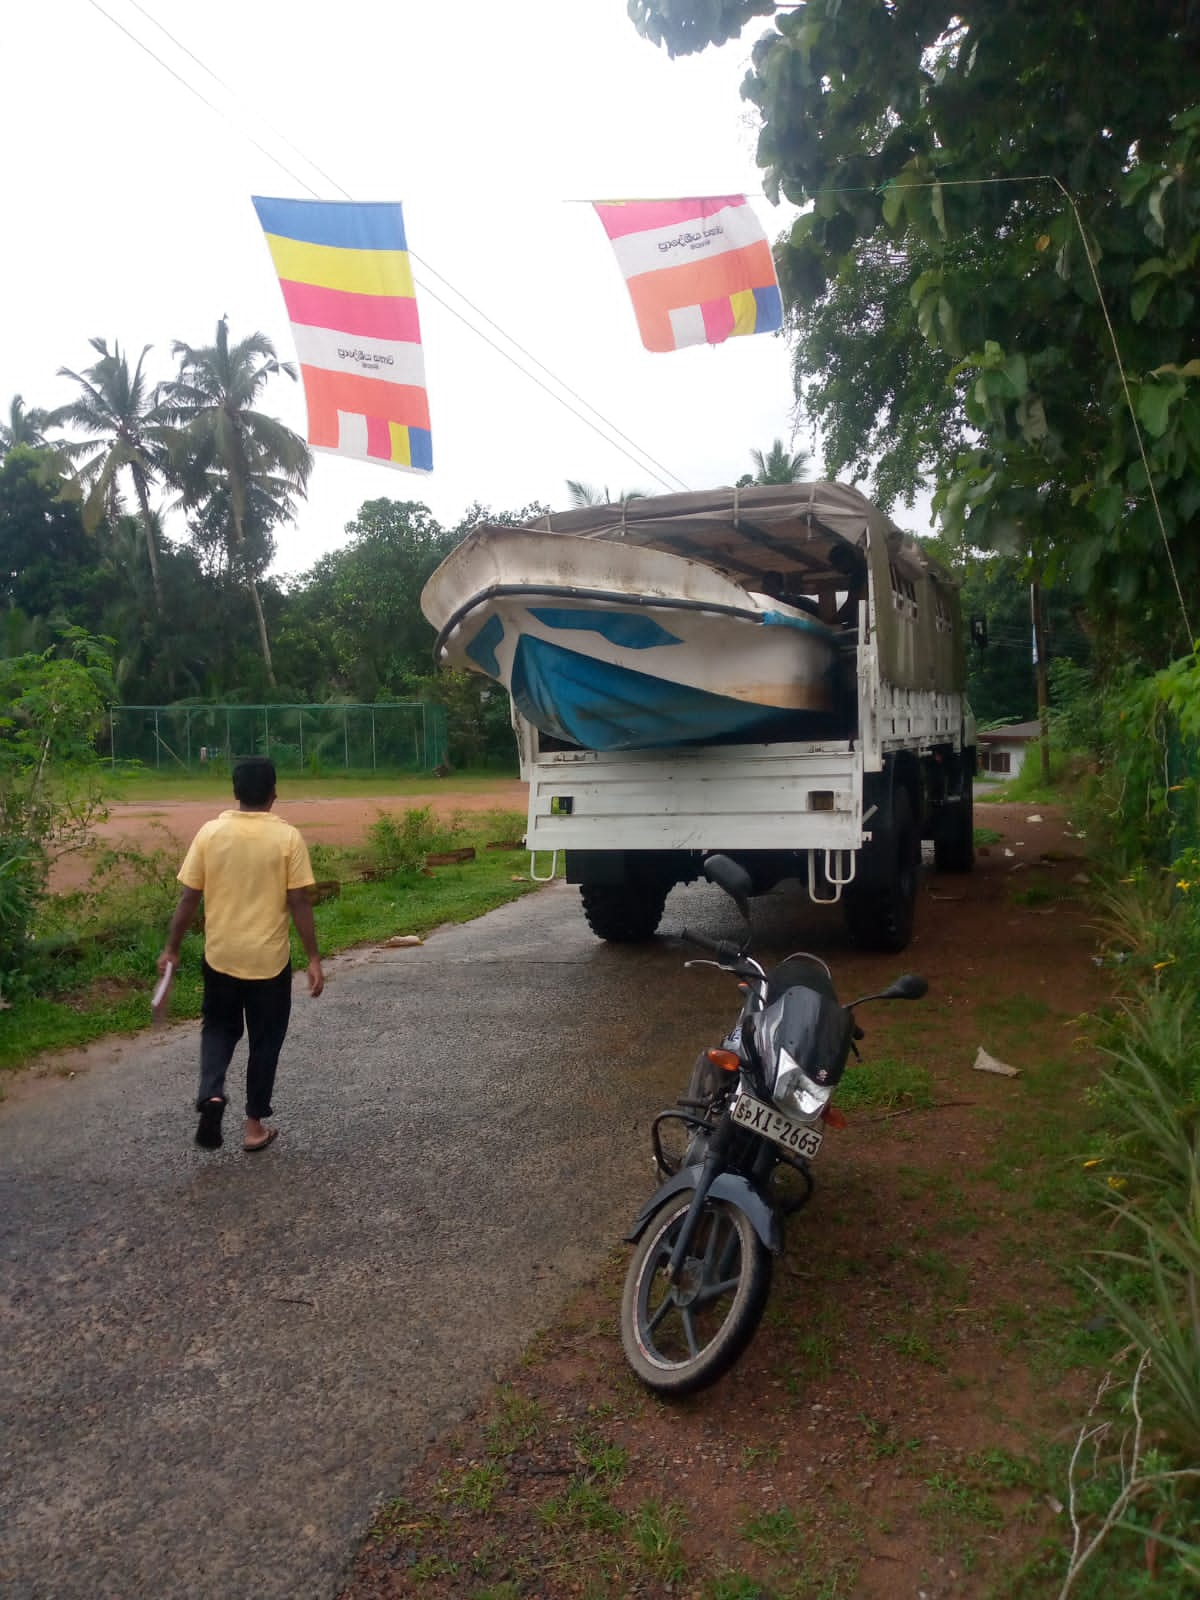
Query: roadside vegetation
0 800 539 1074
3 0 1198 1590
340 684 1200 1596
1050 655 1200 1593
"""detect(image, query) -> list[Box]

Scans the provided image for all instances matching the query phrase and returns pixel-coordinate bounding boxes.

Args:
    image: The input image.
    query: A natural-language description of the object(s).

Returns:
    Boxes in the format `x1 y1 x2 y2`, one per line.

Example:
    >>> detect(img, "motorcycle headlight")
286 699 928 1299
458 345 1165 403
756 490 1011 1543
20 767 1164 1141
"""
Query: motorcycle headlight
774 1048 834 1121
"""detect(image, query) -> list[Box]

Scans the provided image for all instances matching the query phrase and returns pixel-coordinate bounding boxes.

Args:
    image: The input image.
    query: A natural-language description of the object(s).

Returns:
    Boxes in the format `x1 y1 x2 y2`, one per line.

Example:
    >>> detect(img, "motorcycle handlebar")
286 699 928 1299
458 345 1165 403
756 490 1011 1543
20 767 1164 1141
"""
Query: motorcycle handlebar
679 927 751 969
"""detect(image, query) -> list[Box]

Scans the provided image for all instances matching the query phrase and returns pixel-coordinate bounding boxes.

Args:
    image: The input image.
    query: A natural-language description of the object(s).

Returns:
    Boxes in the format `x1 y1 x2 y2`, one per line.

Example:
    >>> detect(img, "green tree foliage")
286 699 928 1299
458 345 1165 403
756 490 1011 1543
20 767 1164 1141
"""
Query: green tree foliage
0 396 49 454
161 318 311 686
746 437 812 484
7 316 542 765
0 631 113 980
632 0 1200 660
628 0 774 57
52 340 173 617
0 447 96 622
281 499 456 702
925 537 1091 725
565 481 648 506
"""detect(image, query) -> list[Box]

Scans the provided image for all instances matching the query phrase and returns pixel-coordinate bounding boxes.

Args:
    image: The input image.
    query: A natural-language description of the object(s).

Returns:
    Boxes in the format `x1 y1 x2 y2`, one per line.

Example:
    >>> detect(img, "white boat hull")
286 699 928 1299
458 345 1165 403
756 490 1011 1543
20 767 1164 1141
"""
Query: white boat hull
422 529 839 751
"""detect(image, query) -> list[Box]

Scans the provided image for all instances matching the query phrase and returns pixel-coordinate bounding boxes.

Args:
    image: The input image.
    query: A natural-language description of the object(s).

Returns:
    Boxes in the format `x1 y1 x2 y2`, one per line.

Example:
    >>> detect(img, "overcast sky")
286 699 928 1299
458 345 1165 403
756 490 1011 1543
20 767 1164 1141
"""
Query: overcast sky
4 1 845 579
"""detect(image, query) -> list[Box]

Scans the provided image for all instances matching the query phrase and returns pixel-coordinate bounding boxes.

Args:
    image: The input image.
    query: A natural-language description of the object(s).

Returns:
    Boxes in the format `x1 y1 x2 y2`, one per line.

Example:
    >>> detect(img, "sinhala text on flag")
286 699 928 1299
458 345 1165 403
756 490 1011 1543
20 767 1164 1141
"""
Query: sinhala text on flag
251 196 432 472
592 195 783 355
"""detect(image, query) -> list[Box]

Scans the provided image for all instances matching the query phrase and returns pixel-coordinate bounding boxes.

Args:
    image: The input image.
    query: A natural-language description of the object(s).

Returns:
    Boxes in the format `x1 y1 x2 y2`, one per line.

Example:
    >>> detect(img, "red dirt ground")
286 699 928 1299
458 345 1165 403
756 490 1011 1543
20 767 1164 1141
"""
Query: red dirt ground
338 803 1113 1599
50 782 530 891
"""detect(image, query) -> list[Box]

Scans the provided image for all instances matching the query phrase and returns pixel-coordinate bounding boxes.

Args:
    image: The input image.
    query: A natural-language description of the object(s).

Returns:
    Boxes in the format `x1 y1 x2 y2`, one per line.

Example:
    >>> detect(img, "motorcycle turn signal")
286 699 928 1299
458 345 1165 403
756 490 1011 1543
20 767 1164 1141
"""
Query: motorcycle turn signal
706 1048 740 1072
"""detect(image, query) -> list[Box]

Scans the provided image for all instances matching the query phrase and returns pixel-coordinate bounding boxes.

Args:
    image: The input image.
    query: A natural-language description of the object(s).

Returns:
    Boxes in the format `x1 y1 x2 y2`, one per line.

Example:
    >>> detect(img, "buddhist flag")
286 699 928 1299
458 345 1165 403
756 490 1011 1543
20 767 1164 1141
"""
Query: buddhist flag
592 195 783 354
251 197 432 472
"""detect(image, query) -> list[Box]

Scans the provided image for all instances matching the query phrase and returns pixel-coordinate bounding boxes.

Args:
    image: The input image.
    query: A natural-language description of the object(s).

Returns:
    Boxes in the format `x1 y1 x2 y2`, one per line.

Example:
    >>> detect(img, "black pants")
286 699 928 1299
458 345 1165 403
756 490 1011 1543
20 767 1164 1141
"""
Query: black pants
197 959 292 1119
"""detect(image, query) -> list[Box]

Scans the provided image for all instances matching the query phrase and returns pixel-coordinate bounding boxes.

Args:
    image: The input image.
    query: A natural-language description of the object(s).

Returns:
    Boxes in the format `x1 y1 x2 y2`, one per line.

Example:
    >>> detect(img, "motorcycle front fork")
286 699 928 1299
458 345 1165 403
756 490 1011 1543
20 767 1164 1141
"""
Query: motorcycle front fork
665 1113 735 1282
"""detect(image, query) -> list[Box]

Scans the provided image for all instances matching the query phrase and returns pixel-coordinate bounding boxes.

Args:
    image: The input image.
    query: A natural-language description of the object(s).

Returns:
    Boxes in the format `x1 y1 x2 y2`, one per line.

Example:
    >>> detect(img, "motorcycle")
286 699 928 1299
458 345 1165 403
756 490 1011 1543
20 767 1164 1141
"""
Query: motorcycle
619 854 927 1395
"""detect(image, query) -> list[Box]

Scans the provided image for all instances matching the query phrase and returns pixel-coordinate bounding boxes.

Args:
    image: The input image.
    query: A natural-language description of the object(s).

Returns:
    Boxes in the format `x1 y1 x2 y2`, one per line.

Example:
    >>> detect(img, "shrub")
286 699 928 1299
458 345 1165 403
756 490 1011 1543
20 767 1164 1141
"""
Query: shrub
1093 1177 1200 1461
0 631 113 982
36 837 181 945
366 806 462 876
0 839 40 991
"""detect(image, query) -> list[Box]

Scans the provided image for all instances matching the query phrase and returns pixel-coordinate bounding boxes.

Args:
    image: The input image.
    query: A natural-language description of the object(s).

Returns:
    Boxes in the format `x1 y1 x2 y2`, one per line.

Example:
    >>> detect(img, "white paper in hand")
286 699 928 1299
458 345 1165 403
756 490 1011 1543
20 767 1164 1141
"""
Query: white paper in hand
152 961 175 1024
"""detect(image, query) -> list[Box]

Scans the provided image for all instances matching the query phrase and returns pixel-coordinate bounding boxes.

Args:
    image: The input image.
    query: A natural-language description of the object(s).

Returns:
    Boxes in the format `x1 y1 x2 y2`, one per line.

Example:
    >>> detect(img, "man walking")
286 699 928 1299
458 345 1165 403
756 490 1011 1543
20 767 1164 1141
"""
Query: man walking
158 757 324 1153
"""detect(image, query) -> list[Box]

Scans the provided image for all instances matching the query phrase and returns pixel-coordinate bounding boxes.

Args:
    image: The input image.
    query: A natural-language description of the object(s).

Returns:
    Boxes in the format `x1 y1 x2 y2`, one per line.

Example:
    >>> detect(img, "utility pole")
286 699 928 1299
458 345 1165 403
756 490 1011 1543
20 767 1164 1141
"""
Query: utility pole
1031 579 1051 784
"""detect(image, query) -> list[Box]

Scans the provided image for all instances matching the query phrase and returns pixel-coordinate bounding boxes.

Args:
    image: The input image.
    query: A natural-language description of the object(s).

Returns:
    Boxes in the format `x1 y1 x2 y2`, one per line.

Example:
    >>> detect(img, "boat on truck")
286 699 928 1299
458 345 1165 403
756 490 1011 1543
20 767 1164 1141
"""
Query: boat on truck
420 482 976 952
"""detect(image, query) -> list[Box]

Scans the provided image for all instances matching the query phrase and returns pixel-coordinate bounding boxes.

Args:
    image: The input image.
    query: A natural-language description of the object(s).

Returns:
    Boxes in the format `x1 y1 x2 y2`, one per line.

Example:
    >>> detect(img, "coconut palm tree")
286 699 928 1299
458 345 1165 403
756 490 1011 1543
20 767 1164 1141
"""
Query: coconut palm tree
565 480 648 507
161 318 311 686
0 395 50 455
748 439 813 485
52 340 173 615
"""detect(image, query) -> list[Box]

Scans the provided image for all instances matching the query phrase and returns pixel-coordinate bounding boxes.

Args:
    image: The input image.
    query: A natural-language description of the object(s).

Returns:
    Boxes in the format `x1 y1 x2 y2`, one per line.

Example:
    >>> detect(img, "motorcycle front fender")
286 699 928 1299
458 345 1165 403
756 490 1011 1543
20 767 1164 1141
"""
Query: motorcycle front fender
625 1166 782 1254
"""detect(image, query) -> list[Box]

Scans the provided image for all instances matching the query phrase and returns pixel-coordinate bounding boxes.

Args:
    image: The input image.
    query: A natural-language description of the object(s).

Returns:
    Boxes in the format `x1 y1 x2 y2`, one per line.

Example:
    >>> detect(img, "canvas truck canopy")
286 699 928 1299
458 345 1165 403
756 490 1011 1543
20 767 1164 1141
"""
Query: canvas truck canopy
522 483 963 693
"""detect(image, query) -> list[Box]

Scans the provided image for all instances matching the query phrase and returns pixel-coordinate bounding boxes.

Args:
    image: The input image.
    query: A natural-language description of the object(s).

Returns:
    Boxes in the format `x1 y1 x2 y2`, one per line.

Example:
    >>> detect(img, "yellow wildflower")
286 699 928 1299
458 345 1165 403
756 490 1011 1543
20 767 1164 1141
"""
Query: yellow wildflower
1107 1175 1127 1190
1083 1158 1102 1169
1153 957 1177 971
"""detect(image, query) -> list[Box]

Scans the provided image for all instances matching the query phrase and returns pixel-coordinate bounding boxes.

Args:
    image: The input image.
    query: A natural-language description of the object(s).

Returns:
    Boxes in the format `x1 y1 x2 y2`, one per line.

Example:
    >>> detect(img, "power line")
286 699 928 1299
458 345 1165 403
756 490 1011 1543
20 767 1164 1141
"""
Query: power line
127 0 697 491
84 0 691 495
81 0 317 196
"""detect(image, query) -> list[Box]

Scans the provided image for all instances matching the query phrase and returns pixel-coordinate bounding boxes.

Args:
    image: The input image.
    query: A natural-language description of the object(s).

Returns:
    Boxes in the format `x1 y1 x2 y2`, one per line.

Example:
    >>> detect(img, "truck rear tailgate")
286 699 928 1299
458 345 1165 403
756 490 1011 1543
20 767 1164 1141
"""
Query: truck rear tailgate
526 742 862 852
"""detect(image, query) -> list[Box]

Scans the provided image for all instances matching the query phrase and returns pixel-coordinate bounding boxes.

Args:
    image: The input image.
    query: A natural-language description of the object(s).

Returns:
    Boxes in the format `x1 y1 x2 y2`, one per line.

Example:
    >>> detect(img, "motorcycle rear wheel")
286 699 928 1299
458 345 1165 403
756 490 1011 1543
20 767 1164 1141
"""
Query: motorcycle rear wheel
620 1194 772 1395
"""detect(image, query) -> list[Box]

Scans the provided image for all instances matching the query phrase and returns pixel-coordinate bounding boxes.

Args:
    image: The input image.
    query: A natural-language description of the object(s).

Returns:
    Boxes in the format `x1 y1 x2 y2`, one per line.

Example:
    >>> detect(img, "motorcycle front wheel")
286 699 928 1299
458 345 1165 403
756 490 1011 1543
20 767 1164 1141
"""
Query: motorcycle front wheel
620 1194 772 1396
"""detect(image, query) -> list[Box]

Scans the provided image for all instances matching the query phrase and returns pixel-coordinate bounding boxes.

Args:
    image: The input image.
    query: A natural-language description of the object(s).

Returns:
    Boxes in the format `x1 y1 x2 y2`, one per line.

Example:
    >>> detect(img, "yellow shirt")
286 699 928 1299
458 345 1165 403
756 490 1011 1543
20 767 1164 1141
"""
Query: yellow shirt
178 809 315 980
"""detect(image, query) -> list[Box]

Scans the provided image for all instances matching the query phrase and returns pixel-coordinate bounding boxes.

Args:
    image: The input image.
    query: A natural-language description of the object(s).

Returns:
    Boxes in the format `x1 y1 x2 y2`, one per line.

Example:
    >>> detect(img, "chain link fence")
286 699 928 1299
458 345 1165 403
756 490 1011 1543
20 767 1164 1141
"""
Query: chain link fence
108 704 448 775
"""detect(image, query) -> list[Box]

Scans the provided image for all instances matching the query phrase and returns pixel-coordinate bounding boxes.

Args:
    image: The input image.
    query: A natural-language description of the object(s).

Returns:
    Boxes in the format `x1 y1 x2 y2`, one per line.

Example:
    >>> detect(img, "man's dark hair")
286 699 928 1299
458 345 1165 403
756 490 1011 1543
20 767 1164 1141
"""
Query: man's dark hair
232 757 277 808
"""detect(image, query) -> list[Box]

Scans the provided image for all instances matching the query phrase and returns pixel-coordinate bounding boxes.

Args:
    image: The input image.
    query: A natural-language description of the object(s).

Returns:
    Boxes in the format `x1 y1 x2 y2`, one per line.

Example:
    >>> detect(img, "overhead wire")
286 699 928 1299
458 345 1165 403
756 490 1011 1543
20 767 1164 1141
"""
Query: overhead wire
84 0 691 495
88 0 1191 630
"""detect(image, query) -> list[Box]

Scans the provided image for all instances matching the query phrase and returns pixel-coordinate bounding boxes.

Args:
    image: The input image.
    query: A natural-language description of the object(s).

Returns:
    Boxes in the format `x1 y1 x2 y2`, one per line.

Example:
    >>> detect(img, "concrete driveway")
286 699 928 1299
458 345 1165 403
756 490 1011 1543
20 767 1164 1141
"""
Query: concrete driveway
0 881 746 1600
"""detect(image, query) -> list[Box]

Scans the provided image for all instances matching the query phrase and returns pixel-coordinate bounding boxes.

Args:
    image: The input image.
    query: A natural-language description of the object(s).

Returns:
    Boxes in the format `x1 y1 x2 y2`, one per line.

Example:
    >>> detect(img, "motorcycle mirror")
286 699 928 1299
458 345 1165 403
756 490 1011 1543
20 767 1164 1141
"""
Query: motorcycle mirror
885 974 928 1000
847 973 929 1008
703 853 754 924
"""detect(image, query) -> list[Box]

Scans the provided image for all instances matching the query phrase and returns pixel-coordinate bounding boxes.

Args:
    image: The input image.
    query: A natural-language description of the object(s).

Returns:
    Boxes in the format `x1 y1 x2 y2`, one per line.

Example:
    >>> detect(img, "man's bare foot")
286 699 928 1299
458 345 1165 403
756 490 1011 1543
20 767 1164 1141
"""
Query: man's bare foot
243 1118 278 1152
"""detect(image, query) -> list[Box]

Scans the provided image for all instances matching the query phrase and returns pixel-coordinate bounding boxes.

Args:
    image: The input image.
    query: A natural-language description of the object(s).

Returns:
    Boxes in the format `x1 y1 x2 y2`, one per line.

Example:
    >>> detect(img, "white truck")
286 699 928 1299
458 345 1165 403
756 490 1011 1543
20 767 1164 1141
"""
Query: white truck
426 484 976 952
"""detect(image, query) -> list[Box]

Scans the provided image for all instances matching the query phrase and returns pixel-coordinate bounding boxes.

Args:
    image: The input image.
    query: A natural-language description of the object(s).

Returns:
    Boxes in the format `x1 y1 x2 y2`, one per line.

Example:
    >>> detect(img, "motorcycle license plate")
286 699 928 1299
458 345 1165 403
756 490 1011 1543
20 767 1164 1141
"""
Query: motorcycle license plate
732 1091 823 1159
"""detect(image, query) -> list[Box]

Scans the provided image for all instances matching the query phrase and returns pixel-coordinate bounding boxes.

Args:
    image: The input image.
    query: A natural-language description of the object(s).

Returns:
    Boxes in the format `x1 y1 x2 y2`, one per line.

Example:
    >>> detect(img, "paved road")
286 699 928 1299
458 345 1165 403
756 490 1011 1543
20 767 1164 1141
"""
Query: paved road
0 880 750 1600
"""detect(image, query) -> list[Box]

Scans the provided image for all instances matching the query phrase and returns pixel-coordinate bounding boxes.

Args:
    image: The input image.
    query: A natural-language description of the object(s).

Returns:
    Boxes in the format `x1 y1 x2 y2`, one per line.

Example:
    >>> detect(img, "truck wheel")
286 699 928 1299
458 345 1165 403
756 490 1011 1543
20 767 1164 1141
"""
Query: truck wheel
580 883 668 942
843 786 919 953
934 789 975 873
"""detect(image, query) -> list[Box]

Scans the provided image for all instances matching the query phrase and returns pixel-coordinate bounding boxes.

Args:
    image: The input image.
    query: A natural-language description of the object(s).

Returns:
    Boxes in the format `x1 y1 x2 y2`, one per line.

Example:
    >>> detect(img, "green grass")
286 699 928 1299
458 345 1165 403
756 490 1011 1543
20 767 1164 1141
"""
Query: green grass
439 1462 506 1512
742 1505 803 1556
836 1055 936 1113
0 812 547 1074
882 1328 947 1369
921 1470 1004 1531
483 1388 545 1458
631 1499 688 1584
704 1575 771 1600
1011 879 1066 907
976 749 1071 806
572 1429 628 1484
537 1479 624 1534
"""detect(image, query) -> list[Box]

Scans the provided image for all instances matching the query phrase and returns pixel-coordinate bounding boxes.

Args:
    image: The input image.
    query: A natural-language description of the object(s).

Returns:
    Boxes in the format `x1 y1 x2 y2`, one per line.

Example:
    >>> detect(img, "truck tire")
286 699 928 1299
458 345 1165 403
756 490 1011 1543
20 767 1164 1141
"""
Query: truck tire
581 882 668 942
934 789 975 873
843 786 919 953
